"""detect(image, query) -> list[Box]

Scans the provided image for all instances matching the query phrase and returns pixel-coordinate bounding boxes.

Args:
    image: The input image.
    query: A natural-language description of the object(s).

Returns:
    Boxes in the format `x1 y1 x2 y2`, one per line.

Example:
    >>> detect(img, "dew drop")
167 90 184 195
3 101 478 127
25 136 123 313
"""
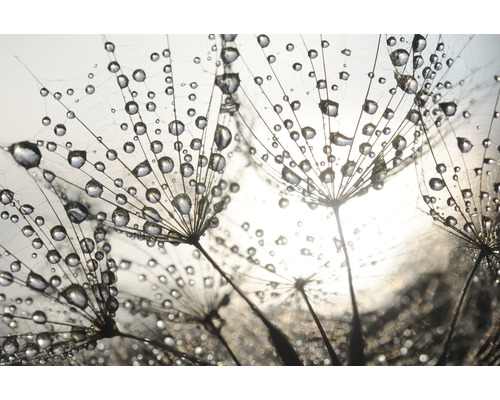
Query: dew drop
209 153 226 172
439 101 457 117
67 150 87 168
319 99 339 116
112 207 130 227
132 160 152 178
429 177 445 191
169 120 185 136
32 310 47 324
215 73 240 94
26 271 49 291
62 284 88 309
132 69 146 82
457 137 473 153
282 166 301 185
172 194 192 215
331 132 353 146
257 35 270 48
214 124 232 150
65 202 89 224
9 142 42 169
158 156 175 173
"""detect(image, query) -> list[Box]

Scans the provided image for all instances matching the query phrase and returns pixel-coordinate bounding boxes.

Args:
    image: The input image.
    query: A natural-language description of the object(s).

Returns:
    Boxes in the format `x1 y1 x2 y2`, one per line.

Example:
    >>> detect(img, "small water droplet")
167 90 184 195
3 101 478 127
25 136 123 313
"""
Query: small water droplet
319 99 339 116
67 150 87 168
112 207 130 227
439 101 457 117
172 194 192 215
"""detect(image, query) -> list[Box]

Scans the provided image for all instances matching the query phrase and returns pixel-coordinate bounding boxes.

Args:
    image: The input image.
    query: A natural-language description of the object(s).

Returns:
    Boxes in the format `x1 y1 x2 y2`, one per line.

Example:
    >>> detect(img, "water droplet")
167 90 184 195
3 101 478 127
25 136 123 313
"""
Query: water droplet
26 271 49 291
215 73 240 94
457 137 473 153
301 126 316 140
32 310 47 324
319 99 339 116
158 156 175 173
172 194 192 215
396 74 418 94
319 167 335 183
341 161 356 177
209 153 226 172
169 120 185 136
125 101 139 115
331 132 353 146
214 124 232 150
221 47 240 64
362 123 376 136
180 163 194 177
0 189 14 204
281 166 301 185
2 337 18 355
132 160 152 178
429 177 445 191
391 49 409 67
132 69 146 82
392 135 407 151
412 34 427 52
67 150 87 168
50 225 67 241
363 99 378 115
65 202 89 224
0 271 14 286
62 284 88 309
371 158 387 186
9 142 42 169
257 35 270 48
444 216 457 227
117 75 129 89
339 71 349 80
112 207 130 227
439 101 457 117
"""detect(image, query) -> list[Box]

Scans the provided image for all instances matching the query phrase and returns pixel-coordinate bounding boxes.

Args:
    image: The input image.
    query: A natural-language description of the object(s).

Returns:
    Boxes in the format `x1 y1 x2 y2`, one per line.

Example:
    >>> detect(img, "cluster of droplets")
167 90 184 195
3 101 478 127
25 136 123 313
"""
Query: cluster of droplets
6 36 245 248
224 34 456 208
0 176 121 365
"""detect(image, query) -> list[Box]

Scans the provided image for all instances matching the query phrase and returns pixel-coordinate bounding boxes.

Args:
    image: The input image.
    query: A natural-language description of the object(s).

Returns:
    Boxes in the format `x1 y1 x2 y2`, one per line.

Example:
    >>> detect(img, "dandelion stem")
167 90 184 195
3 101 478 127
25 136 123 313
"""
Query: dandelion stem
194 241 303 366
298 286 342 366
212 329 242 366
117 331 212 365
332 205 366 366
436 249 487 365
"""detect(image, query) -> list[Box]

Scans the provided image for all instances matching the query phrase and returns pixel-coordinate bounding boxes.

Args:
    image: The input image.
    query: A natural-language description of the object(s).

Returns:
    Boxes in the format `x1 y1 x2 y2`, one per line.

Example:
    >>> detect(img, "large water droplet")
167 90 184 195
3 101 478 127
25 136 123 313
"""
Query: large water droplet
457 137 473 153
132 69 146 82
390 49 409 66
65 202 89 224
67 150 87 168
158 156 175 173
341 161 356 177
282 166 301 185
2 337 18 355
32 310 47 324
331 132 353 146
112 207 130 227
439 101 457 117
429 177 445 191
362 123 376 136
396 74 418 94
125 101 139 115
319 99 339 117
172 194 192 215
0 189 14 204
363 100 378 115
209 153 226 172
169 120 185 136
412 34 427 52
50 225 67 241
301 126 316 140
319 167 335 183
62 284 88 309
221 47 239 64
257 35 270 48
392 135 407 151
0 271 14 286
214 124 232 151
9 142 42 169
132 160 152 177
26 271 49 291
215 73 240 94
85 179 104 198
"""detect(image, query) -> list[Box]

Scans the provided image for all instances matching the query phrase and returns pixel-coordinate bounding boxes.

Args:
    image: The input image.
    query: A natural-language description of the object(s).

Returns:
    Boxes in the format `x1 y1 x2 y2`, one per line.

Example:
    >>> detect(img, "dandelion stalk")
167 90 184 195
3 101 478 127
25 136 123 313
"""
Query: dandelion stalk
193 240 303 366
296 283 341 366
332 204 365 365
436 248 489 365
